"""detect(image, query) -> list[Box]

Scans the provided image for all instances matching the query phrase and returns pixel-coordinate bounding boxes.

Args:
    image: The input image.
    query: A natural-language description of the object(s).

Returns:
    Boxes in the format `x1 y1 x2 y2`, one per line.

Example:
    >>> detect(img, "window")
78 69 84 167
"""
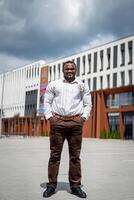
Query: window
32 66 34 78
37 66 39 76
87 54 91 74
108 113 119 132
88 78 91 90
128 41 133 64
82 55 85 75
35 66 37 77
106 94 119 108
128 69 132 85
100 76 103 89
53 65 56 80
120 71 125 86
107 48 111 69
93 52 97 72
107 74 110 88
29 67 31 79
100 50 103 71
49 66 52 81
113 73 117 87
120 43 125 66
76 57 80 76
119 92 134 106
58 64 60 78
113 46 118 68
93 77 97 90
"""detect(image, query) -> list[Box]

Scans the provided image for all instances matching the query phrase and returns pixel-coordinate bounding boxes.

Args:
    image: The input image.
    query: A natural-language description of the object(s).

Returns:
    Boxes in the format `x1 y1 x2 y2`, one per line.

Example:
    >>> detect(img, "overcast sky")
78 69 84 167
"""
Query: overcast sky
0 0 134 71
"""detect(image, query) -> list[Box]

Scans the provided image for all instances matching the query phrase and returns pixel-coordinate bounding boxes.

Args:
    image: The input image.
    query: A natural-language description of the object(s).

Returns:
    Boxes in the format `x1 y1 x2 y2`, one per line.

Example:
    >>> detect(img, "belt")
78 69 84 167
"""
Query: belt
54 113 80 120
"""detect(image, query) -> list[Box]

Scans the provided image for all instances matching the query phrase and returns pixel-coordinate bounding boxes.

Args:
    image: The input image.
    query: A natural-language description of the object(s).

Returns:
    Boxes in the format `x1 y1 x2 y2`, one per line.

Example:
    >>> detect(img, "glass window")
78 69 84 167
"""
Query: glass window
108 113 119 131
107 74 110 88
120 43 125 66
93 77 97 90
88 78 91 90
93 52 97 72
128 41 133 64
49 66 52 81
119 92 134 106
120 71 125 86
58 64 60 78
53 65 56 80
100 76 103 89
87 54 91 74
82 55 85 75
107 48 111 69
113 46 118 68
100 50 103 71
106 94 119 108
106 92 134 108
32 66 34 78
37 66 39 76
113 73 117 87
76 57 80 76
128 70 132 85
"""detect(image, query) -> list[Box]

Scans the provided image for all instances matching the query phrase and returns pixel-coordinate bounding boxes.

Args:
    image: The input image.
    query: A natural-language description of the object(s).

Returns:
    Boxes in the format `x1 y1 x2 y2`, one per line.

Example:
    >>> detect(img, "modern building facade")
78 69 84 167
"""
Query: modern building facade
0 35 134 138
0 60 45 118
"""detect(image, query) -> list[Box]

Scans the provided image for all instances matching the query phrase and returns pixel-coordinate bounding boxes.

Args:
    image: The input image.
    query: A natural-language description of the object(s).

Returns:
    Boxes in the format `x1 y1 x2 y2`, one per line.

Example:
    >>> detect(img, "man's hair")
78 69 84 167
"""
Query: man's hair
62 60 77 71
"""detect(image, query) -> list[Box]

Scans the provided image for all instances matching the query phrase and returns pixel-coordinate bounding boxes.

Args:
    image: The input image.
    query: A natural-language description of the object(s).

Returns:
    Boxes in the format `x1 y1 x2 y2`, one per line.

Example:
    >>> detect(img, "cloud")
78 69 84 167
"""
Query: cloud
79 34 116 52
0 0 134 69
0 53 34 72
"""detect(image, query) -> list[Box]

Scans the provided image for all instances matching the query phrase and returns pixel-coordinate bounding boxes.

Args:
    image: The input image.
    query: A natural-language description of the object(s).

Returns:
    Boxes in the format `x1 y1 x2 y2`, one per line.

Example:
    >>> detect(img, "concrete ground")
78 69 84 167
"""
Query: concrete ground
0 136 134 200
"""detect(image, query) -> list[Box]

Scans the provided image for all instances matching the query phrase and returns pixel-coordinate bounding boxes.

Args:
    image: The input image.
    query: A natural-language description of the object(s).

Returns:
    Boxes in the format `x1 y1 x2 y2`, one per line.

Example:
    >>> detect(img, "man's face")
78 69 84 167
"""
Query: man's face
63 63 76 82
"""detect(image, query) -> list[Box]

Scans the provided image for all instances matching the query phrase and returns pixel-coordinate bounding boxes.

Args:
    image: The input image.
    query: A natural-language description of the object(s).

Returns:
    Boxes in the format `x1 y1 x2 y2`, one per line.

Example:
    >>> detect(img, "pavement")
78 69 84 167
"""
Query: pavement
0 136 134 200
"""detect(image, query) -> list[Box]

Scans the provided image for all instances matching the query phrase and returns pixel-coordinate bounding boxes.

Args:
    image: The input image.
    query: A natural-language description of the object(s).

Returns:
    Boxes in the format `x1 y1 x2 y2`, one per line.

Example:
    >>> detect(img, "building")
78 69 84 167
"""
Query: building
0 60 45 118
0 35 134 138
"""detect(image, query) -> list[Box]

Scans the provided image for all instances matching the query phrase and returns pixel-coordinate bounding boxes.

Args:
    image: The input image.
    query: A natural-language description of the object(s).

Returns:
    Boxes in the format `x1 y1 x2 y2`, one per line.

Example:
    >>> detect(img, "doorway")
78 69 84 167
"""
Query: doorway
123 112 134 139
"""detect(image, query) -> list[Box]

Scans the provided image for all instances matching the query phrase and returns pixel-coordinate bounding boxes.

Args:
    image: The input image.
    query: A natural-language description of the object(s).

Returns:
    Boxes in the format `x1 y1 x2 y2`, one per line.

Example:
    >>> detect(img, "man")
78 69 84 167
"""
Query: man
43 61 92 198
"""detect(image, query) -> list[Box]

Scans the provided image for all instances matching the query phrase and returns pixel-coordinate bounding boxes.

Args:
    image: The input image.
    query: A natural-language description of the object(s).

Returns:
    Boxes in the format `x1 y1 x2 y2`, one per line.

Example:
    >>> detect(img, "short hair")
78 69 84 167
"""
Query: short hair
62 60 76 71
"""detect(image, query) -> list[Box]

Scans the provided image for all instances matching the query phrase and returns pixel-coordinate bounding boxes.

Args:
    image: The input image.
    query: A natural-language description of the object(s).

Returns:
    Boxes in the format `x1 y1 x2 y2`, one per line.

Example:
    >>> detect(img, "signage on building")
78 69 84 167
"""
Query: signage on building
38 66 48 114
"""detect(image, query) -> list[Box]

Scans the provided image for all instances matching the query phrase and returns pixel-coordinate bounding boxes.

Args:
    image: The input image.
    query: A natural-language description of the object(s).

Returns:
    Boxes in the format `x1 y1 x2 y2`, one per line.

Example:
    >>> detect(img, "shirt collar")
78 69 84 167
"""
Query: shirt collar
62 77 79 84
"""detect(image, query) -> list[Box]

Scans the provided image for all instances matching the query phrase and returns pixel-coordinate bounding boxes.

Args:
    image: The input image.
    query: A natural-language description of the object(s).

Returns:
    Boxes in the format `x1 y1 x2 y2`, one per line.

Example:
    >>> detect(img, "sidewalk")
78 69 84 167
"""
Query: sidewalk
0 137 134 200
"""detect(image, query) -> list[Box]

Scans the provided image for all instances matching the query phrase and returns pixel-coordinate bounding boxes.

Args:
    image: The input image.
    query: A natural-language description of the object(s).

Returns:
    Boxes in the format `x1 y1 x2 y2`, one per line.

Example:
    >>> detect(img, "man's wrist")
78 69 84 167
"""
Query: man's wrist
45 113 53 120
81 116 86 121
48 116 53 120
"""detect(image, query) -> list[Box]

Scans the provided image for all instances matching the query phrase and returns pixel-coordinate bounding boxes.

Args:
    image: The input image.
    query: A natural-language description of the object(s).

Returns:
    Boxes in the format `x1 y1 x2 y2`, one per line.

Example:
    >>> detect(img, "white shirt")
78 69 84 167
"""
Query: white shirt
44 78 92 120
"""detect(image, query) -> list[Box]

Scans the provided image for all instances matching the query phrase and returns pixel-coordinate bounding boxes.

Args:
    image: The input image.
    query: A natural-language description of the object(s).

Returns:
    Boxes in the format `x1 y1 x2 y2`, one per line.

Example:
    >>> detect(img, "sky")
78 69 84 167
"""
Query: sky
0 0 134 72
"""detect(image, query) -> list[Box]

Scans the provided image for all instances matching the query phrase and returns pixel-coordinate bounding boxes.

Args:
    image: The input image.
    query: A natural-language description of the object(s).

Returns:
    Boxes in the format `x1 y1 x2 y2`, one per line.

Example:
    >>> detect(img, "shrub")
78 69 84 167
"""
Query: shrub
100 129 120 139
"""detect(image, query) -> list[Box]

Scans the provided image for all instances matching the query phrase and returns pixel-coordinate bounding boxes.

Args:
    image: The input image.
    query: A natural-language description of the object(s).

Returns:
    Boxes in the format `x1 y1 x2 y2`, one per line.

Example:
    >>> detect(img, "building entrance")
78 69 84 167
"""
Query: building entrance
123 112 134 139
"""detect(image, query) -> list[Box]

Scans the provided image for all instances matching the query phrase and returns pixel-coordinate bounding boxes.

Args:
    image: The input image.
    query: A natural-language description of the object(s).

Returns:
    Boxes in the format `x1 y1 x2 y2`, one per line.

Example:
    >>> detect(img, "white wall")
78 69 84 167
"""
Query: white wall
0 60 45 118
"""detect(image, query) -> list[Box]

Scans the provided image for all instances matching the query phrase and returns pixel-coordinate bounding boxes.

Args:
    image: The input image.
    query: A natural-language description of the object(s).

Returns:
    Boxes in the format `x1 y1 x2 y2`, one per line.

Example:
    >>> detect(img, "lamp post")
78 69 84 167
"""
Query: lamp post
0 72 5 138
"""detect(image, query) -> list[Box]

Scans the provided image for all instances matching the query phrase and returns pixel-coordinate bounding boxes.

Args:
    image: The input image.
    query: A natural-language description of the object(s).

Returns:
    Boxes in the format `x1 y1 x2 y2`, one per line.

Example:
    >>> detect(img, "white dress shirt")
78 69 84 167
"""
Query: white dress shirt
44 78 92 120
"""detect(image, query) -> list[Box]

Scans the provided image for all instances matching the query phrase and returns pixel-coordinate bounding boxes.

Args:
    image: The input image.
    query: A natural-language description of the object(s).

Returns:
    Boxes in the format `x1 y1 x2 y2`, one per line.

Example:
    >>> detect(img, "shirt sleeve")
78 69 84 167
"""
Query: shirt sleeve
43 82 55 120
81 84 92 120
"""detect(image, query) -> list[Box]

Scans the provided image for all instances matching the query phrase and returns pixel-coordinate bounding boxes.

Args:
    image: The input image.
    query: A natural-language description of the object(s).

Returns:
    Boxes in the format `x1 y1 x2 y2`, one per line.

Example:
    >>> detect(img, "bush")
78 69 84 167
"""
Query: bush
100 129 120 139
45 130 49 136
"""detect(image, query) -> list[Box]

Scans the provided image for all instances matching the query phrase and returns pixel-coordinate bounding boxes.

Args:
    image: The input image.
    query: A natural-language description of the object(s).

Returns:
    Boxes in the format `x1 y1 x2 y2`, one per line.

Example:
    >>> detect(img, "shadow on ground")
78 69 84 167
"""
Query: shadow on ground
40 182 71 192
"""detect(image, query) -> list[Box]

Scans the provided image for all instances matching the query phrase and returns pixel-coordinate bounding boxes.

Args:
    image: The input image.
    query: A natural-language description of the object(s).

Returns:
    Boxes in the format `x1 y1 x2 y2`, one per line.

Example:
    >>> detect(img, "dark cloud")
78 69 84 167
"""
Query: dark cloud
0 0 134 69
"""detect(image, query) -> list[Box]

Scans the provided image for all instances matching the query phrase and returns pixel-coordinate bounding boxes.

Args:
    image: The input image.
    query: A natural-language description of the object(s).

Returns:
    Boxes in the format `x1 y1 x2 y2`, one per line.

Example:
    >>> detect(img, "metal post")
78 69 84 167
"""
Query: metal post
0 73 5 138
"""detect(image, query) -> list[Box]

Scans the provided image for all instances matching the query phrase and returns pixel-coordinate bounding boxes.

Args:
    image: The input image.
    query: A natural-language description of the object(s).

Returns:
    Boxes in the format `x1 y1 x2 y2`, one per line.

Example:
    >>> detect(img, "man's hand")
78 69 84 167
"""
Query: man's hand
48 116 55 124
80 117 86 124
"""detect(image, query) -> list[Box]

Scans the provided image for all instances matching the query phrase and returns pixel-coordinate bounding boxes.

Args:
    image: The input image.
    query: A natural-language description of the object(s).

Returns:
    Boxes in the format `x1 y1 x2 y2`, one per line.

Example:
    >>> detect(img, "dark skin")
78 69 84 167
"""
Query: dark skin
63 62 76 82
49 62 85 122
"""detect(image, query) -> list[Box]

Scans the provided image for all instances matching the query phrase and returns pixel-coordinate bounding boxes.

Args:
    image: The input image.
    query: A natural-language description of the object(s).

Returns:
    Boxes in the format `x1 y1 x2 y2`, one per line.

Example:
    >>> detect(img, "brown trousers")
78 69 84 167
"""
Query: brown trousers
47 115 84 189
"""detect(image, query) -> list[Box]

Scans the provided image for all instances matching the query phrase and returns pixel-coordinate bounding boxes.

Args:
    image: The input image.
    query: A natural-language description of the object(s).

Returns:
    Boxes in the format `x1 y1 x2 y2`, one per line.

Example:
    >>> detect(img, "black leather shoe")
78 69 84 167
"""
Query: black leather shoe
43 186 55 198
71 187 87 198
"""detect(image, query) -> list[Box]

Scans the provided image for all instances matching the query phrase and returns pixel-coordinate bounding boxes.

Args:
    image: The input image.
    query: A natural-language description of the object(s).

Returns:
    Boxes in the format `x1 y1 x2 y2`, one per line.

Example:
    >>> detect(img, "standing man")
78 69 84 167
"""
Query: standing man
43 61 92 198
